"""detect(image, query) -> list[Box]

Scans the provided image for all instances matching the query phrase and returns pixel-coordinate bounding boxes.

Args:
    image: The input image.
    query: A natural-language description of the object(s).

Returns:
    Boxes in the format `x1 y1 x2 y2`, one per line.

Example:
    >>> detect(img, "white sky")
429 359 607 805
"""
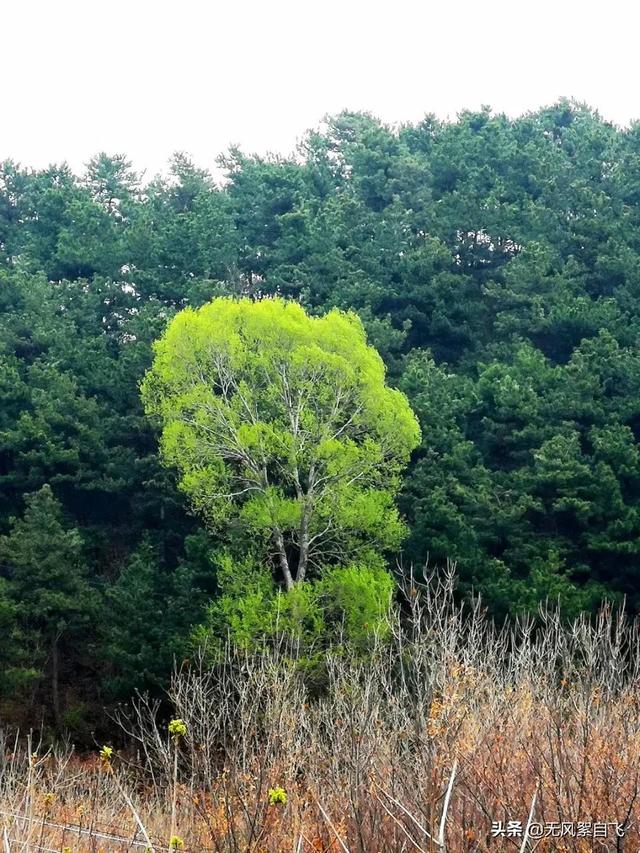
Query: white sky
3 0 640 179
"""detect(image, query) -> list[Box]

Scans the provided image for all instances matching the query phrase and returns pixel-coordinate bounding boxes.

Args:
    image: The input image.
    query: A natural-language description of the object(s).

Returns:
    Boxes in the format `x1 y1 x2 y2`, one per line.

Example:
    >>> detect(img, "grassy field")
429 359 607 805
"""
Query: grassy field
1 572 639 852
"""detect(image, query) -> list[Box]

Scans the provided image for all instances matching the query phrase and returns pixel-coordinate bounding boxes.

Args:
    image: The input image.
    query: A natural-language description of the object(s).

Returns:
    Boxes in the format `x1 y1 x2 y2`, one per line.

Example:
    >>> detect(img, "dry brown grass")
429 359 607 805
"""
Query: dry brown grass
2 569 640 851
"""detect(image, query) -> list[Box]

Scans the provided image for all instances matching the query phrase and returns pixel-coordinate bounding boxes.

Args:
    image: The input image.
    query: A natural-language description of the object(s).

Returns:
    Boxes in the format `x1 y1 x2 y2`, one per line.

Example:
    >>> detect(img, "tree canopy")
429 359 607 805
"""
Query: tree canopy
141 297 420 590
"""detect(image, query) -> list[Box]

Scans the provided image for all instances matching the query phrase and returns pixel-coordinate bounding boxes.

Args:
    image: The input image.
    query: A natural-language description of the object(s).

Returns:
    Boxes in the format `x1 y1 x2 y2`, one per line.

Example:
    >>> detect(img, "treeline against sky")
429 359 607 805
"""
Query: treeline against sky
3 99 640 729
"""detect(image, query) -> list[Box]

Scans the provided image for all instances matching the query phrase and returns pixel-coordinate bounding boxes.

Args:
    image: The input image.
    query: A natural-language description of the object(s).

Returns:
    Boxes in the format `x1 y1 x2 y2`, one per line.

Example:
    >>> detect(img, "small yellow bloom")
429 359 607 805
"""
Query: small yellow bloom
169 836 184 849
168 718 187 740
268 786 287 805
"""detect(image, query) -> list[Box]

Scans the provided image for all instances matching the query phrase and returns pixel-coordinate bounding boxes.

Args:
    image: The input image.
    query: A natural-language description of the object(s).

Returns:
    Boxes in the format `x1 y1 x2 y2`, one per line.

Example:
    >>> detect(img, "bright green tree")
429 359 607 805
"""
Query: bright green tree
142 297 420 590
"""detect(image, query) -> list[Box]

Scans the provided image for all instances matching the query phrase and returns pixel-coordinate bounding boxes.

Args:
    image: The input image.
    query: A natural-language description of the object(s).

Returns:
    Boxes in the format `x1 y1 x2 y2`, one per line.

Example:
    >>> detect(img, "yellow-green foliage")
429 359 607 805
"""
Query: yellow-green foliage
168 718 187 739
141 297 420 571
196 551 393 649
194 554 282 647
268 786 287 805
317 559 394 644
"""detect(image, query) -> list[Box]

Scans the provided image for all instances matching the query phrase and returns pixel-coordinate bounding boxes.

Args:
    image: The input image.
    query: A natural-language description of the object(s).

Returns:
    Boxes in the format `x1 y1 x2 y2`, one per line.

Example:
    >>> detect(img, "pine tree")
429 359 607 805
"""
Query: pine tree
0 485 94 728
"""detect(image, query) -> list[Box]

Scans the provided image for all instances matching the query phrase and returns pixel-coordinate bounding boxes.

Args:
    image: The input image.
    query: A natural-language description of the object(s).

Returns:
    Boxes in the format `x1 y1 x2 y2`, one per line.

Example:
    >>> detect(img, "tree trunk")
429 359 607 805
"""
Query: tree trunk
296 503 311 583
273 527 294 591
51 633 61 731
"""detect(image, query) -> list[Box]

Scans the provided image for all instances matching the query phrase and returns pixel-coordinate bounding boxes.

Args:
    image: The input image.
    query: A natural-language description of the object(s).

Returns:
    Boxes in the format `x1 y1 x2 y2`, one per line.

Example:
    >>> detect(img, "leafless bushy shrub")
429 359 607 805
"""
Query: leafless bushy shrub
2 567 640 851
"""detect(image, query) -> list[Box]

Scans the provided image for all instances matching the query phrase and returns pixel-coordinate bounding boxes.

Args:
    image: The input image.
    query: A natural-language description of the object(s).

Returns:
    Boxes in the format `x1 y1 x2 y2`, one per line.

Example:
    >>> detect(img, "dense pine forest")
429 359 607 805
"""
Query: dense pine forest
4 99 640 734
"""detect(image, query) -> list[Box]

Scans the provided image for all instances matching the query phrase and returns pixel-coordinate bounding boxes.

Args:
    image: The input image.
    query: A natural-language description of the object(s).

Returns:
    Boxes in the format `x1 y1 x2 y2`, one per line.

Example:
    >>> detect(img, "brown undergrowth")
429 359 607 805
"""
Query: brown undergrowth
1 570 639 851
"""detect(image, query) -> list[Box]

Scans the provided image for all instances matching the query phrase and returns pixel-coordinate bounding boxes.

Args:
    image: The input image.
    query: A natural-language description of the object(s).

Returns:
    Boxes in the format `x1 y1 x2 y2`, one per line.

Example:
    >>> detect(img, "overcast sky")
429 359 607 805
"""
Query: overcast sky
3 0 639 179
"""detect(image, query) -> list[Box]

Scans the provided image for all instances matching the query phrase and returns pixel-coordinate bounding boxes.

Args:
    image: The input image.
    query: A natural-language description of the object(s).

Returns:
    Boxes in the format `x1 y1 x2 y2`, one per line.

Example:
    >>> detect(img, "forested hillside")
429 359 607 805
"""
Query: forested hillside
3 99 640 729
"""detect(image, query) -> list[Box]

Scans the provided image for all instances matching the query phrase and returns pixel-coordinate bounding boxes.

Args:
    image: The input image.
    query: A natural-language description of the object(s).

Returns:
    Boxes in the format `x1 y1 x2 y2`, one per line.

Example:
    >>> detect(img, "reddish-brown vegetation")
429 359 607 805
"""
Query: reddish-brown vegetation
2 572 639 851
